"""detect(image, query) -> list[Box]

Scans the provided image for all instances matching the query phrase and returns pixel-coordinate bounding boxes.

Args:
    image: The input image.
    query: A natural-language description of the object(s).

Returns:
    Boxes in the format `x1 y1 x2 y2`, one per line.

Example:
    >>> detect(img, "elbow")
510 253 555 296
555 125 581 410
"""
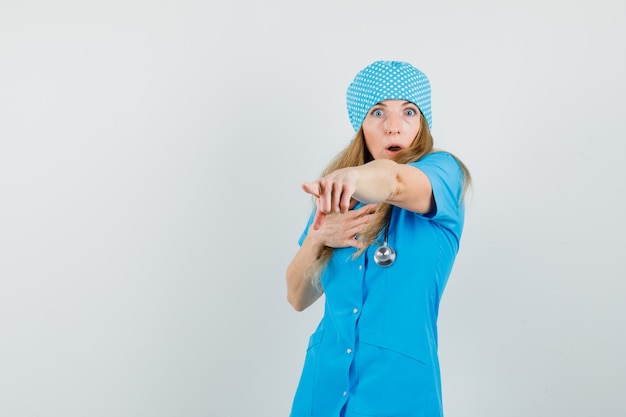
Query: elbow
286 264 310 312
287 292 307 312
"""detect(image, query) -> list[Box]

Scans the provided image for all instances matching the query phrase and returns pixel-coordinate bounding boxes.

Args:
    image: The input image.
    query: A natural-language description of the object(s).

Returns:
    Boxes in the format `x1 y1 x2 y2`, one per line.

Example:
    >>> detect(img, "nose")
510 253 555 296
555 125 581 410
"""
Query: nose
386 113 401 134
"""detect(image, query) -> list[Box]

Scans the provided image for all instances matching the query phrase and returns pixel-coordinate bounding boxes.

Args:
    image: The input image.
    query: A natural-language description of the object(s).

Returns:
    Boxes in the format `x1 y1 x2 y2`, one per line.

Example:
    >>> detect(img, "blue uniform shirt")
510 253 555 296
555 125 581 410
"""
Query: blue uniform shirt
290 152 465 417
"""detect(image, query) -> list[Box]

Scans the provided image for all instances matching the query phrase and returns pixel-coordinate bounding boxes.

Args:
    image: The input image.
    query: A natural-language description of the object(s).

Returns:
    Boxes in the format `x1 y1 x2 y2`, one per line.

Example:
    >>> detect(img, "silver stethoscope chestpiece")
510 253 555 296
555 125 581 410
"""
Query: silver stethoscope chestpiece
373 243 396 267
373 218 396 267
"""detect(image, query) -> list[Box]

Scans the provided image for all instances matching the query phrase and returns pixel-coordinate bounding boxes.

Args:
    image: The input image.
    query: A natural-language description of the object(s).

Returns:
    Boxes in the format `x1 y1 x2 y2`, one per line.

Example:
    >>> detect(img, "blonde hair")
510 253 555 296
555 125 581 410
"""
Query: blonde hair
306 114 471 288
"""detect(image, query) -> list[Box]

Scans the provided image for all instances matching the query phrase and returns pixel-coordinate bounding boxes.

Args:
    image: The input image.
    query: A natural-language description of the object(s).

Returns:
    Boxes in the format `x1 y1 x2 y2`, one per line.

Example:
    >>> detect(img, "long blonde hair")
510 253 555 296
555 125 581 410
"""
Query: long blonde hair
307 115 471 287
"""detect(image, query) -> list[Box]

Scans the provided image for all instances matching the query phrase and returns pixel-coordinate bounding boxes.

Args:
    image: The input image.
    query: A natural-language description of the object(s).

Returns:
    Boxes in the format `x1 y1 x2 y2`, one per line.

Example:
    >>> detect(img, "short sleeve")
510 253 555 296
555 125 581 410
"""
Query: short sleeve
297 207 317 246
410 151 465 241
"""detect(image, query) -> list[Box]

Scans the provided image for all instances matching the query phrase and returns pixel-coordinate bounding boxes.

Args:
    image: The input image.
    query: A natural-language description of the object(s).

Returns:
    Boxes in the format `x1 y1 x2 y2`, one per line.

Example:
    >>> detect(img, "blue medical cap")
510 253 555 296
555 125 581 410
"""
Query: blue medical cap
346 60 432 132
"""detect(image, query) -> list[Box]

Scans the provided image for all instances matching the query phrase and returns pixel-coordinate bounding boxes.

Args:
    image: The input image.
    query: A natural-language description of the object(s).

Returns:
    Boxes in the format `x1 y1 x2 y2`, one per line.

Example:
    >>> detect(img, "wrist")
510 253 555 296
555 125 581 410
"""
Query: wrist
303 232 326 254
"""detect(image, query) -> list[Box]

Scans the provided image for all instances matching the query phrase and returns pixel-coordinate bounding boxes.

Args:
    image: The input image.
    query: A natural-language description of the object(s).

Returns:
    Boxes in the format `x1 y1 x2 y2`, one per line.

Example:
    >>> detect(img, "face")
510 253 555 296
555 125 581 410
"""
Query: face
361 100 421 160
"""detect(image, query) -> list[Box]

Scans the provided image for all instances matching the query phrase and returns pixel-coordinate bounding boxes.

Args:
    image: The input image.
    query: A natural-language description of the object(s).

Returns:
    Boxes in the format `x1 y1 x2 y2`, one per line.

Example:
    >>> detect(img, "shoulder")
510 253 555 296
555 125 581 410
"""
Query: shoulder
412 151 460 170
408 151 466 235
409 151 464 187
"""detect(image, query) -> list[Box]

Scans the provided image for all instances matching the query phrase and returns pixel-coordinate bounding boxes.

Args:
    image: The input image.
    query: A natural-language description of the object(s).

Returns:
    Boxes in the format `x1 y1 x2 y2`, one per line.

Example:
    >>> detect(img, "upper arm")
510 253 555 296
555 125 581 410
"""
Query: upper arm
386 152 465 220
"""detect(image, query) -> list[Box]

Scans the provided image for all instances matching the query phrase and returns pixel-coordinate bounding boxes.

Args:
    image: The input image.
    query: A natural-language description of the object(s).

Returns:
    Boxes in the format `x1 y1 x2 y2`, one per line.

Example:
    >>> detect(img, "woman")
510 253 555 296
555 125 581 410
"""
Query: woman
286 60 470 417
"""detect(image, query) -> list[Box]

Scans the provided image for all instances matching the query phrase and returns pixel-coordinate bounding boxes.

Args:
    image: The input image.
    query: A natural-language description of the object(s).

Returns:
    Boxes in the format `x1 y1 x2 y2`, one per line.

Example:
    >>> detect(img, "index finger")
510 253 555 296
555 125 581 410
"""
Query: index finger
302 182 321 198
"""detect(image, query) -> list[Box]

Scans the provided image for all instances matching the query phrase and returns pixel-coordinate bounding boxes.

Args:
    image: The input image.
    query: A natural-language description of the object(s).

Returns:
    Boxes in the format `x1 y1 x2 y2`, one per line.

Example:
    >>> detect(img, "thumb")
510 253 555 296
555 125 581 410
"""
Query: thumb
311 207 326 230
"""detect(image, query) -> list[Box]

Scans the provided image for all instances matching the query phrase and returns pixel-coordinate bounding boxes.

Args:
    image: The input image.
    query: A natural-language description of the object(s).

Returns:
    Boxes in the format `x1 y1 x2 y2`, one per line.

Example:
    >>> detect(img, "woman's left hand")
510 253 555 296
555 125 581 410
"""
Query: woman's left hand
302 167 357 215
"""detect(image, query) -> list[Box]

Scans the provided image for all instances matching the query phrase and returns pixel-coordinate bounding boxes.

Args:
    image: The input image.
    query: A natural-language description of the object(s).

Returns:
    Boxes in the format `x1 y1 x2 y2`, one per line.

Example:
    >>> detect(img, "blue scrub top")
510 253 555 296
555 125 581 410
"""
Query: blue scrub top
290 152 465 417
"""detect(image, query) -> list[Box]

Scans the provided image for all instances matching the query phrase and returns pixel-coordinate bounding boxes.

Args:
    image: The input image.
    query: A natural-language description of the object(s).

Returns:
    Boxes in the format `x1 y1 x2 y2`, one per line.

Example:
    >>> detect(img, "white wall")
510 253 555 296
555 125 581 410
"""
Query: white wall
1 1 625 416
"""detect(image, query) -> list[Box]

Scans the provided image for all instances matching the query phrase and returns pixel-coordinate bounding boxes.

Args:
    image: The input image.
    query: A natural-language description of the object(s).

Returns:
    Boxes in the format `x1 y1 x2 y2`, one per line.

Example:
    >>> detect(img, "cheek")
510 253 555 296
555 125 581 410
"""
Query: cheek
363 132 382 151
362 122 374 138
362 126 374 145
406 124 421 143
363 137 376 155
411 121 421 135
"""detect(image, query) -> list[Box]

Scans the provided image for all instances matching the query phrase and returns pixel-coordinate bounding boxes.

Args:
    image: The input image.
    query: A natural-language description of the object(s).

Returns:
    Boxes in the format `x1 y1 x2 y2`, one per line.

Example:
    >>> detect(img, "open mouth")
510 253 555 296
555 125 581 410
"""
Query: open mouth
387 145 402 152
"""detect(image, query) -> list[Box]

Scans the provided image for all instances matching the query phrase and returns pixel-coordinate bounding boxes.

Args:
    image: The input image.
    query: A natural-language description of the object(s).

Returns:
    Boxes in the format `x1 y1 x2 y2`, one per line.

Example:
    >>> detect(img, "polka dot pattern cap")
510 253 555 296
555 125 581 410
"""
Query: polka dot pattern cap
346 60 432 132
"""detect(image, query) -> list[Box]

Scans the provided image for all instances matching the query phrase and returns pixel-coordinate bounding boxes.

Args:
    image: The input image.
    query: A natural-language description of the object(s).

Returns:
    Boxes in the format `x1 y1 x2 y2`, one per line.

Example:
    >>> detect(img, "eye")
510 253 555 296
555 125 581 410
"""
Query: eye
371 109 384 117
404 108 417 116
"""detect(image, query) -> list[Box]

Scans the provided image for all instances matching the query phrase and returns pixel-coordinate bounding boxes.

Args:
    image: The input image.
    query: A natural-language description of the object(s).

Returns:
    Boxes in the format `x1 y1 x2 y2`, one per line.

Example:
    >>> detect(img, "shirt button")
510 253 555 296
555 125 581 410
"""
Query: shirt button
352 308 359 314
358 265 363 271
346 348 353 354
343 391 348 397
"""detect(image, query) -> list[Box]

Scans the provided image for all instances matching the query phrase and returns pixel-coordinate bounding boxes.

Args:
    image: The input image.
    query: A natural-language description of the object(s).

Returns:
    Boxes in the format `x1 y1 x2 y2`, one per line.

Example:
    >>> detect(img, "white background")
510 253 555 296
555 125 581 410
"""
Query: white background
1 1 625 416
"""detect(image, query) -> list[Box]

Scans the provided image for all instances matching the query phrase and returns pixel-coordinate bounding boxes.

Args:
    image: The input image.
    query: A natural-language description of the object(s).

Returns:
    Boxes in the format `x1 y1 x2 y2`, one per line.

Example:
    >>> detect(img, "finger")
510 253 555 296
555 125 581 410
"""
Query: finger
363 203 379 212
302 182 321 198
319 180 332 213
330 183 343 213
344 216 373 237
355 203 378 216
339 186 353 213
311 207 326 230
346 237 366 249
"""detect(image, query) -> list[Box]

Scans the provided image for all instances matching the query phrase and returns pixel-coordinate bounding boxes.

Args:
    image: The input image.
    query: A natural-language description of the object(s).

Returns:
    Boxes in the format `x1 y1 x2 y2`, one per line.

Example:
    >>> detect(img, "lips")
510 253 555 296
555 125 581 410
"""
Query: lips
386 145 402 152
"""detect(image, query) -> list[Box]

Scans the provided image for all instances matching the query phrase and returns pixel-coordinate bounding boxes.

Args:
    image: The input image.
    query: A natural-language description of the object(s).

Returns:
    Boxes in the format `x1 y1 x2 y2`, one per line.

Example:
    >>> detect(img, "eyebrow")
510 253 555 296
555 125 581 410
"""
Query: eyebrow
373 100 415 107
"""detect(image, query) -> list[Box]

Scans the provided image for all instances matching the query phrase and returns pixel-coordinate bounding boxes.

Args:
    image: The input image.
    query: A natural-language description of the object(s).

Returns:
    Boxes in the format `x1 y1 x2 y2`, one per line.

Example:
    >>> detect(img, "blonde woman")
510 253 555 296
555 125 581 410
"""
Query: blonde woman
287 60 471 417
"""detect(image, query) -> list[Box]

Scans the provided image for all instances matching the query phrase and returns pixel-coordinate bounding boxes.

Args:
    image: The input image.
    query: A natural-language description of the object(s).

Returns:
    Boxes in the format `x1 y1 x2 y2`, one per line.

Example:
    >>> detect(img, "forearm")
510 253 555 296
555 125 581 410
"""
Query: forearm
351 159 400 204
352 159 433 214
286 234 325 312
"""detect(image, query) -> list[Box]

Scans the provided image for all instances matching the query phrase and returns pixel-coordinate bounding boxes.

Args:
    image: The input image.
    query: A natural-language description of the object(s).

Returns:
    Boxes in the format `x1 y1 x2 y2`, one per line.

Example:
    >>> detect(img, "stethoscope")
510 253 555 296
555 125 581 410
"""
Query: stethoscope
373 222 396 267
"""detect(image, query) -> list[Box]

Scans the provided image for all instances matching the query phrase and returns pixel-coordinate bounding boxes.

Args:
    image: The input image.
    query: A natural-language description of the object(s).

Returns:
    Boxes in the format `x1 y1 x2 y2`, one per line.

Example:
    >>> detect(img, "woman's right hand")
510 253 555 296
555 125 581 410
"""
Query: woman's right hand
286 203 377 312
307 203 378 249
